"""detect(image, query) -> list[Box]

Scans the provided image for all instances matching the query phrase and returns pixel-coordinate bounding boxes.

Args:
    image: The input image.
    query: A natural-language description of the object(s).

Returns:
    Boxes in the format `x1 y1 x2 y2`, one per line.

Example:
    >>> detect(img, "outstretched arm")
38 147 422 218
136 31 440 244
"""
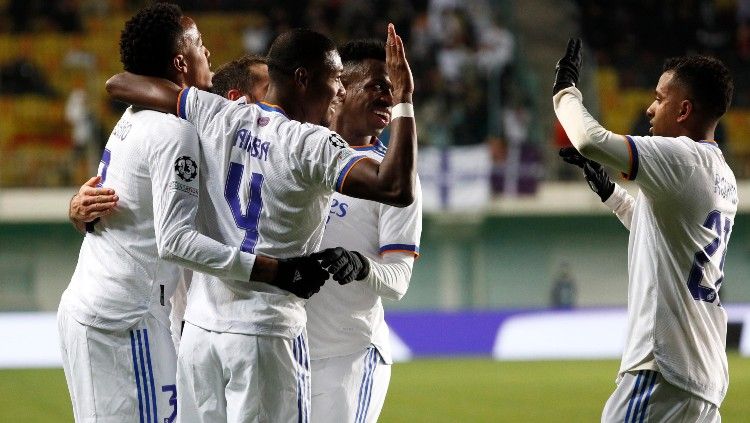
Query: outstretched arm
105 73 181 114
552 39 631 174
338 23 416 207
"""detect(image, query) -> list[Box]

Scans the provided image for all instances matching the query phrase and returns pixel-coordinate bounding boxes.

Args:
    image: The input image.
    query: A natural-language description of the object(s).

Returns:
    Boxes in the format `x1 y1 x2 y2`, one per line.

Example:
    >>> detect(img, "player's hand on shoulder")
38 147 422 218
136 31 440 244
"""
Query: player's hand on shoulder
273 255 329 299
559 147 614 202
385 23 414 103
311 247 370 285
553 38 583 95
70 176 119 232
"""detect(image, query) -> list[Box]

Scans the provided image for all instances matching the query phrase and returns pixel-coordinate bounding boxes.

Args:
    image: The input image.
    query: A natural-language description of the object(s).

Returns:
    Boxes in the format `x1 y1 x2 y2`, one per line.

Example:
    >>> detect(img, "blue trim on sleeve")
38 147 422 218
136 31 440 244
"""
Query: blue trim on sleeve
178 88 191 119
335 155 367 192
624 135 639 181
379 244 420 254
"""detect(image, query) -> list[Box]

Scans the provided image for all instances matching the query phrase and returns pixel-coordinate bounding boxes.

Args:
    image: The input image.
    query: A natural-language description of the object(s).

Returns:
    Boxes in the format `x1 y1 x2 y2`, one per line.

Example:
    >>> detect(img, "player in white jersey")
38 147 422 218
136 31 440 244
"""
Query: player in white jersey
60 6 328 423
303 39 422 423
104 24 417 422
553 39 736 422
58 5 214 422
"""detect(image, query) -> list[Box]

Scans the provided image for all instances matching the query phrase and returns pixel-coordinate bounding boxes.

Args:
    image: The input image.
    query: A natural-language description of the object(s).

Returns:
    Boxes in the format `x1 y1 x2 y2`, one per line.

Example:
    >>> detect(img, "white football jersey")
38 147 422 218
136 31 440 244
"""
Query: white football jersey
305 139 422 363
177 88 367 339
60 108 204 330
618 135 737 406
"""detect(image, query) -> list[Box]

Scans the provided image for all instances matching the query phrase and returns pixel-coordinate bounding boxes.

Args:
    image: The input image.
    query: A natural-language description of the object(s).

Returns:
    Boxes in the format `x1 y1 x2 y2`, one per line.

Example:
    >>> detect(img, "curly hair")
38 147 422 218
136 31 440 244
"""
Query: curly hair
119 3 185 78
663 55 734 120
211 55 267 98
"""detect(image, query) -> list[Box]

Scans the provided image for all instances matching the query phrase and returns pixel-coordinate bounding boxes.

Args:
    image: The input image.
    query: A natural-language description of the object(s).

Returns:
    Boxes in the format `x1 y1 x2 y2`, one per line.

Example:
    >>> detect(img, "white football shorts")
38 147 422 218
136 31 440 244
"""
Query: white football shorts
311 346 391 423
57 307 178 423
176 322 311 422
602 370 720 422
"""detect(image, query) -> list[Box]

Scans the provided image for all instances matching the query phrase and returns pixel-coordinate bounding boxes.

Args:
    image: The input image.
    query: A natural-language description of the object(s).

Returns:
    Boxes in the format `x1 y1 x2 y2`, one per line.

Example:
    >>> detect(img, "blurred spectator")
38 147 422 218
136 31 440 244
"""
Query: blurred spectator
0 57 56 96
550 263 577 309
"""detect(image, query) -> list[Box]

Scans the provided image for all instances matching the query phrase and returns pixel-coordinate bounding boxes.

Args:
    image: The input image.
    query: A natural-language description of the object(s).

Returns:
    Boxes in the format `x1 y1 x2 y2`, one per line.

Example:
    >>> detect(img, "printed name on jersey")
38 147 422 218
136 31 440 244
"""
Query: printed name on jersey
112 120 132 141
327 133 348 150
174 156 198 182
234 128 270 161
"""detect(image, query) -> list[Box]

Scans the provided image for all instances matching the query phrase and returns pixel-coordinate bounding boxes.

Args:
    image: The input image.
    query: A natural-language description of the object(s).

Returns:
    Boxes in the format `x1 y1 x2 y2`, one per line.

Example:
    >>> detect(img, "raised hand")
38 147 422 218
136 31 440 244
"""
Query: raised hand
559 147 615 202
553 38 582 95
386 23 414 103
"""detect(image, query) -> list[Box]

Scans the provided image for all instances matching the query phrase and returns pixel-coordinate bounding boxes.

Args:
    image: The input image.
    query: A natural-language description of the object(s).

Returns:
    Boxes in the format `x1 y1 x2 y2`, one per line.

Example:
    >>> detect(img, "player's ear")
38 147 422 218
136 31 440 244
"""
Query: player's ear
173 54 188 75
677 99 692 123
294 67 309 91
226 89 242 101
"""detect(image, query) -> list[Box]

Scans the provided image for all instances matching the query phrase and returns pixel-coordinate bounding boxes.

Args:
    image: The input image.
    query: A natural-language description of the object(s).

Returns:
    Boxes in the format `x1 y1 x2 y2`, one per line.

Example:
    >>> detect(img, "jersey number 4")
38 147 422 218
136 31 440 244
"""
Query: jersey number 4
225 162 264 253
686 210 732 304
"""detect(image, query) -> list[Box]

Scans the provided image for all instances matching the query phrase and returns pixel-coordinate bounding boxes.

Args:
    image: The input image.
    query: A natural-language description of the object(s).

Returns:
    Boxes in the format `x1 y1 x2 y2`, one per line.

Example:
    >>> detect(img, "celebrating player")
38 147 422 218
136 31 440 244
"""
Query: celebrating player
304 39 422 423
59 5 327 423
554 39 736 421
210 54 270 102
104 24 416 422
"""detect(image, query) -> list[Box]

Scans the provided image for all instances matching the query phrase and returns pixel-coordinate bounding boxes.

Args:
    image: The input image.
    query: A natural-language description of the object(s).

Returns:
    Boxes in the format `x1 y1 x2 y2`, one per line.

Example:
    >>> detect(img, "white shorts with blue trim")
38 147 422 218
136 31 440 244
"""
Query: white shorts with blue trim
57 308 178 423
310 346 391 423
602 370 720 423
176 322 310 423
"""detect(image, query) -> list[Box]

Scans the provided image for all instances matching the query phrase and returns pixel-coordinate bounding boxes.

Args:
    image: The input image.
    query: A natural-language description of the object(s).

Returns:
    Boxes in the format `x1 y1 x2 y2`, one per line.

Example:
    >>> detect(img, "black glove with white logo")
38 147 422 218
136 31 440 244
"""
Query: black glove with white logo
559 147 615 202
311 247 370 285
553 38 582 95
273 256 329 299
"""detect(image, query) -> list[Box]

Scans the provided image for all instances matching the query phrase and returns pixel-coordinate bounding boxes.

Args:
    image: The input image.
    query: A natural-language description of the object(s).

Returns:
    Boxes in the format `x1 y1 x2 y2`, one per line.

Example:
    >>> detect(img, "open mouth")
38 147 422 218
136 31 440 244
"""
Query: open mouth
373 110 391 126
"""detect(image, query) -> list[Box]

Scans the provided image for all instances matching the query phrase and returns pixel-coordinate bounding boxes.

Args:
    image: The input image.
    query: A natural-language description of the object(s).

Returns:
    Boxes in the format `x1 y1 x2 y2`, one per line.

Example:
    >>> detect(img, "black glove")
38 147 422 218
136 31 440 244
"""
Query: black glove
311 247 370 285
553 38 582 95
559 147 615 202
273 256 329 299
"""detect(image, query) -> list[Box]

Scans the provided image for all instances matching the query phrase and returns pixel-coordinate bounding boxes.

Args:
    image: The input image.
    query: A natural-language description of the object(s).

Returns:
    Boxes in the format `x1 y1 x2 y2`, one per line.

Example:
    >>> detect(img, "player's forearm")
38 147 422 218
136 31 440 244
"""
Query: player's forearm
376 112 416 206
158 225 256 281
106 72 181 114
603 183 635 230
69 194 87 235
360 254 414 301
553 87 631 172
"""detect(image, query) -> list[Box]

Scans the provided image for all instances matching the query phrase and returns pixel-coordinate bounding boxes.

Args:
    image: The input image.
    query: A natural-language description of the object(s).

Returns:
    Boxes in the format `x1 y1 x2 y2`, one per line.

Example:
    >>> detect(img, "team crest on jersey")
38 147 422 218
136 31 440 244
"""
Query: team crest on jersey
174 156 198 182
328 133 348 149
257 116 270 126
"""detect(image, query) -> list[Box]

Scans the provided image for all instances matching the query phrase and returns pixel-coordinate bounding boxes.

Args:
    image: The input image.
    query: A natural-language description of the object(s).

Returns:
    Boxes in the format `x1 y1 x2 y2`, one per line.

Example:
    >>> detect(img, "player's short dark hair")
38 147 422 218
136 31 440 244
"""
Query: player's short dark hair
266 29 337 81
119 3 185 78
338 39 386 87
339 39 386 65
663 55 734 121
211 55 267 97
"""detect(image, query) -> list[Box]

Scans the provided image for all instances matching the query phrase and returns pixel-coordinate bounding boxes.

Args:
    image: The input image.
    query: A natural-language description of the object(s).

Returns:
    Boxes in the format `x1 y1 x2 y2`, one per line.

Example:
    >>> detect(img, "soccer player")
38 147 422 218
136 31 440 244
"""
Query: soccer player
304 39 422 423
554 39 736 421
104 24 417 422
58 5 326 423
210 54 270 102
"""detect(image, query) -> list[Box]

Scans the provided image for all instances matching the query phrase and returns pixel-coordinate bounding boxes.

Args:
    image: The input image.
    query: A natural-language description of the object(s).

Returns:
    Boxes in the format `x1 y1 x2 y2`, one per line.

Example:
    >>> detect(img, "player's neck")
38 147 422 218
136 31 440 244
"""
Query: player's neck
263 87 304 121
333 127 374 147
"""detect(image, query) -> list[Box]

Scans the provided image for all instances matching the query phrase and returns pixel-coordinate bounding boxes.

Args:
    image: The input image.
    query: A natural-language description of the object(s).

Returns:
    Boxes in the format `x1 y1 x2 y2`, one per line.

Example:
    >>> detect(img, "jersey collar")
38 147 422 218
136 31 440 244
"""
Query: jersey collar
256 101 288 118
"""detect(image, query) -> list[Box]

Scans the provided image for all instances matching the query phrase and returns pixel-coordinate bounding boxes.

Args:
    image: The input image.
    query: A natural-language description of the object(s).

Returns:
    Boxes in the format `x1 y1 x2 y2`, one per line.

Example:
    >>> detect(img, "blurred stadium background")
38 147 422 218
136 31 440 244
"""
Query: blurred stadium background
1 0 750 421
